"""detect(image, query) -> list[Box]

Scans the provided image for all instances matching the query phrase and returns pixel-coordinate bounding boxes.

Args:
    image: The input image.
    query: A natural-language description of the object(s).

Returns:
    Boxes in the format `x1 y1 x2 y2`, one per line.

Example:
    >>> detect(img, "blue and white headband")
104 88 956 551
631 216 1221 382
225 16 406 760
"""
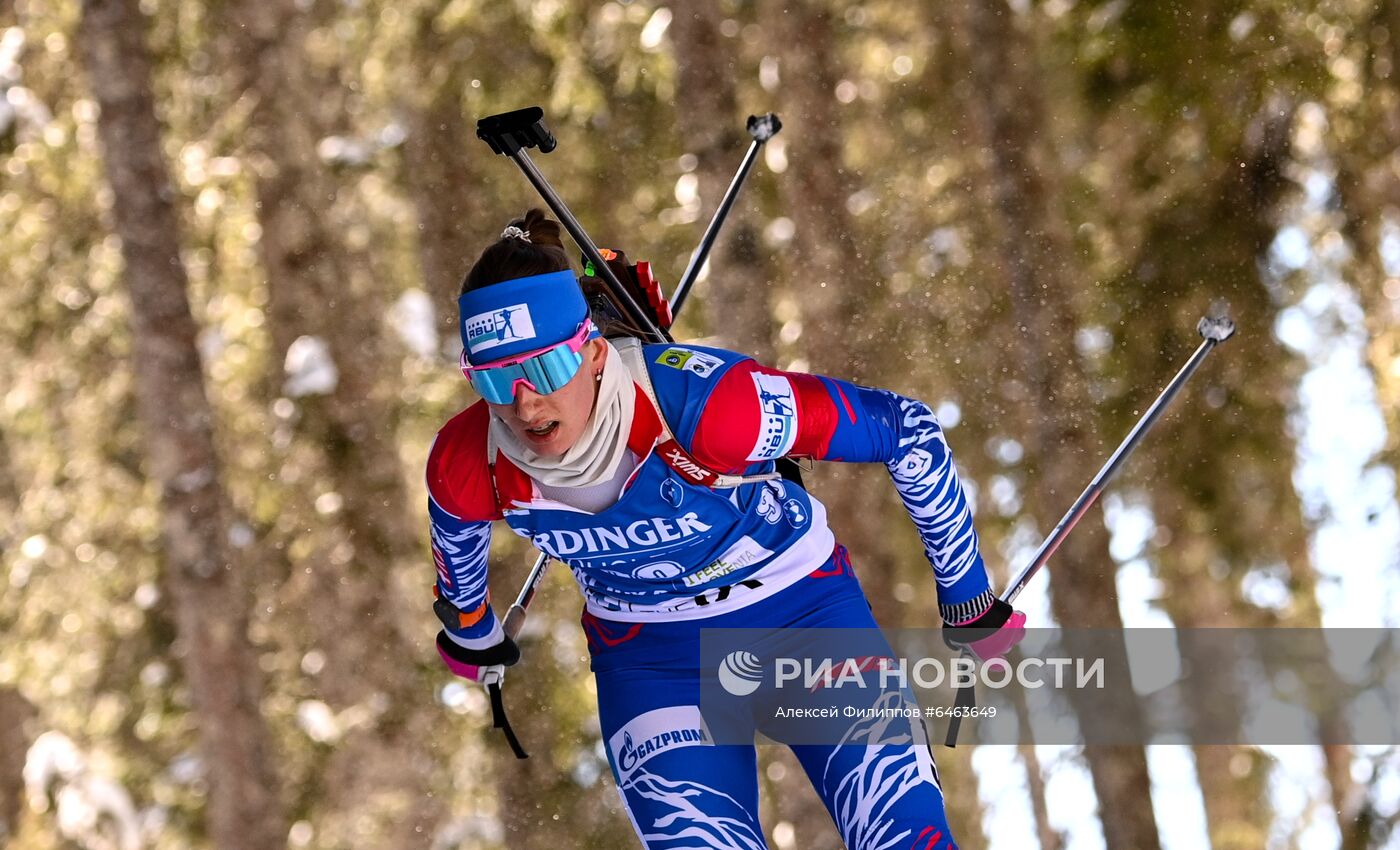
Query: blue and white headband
457 270 592 366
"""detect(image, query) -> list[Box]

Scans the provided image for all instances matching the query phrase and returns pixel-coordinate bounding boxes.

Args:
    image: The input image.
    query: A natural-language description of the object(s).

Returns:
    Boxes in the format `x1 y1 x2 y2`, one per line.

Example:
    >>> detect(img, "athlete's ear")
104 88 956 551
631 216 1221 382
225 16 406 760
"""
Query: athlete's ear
584 337 607 374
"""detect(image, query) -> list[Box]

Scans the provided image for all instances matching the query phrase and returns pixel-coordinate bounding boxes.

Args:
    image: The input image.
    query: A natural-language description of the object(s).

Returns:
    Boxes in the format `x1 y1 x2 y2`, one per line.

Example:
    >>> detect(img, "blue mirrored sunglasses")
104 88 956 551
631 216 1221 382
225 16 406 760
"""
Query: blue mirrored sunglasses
459 321 592 404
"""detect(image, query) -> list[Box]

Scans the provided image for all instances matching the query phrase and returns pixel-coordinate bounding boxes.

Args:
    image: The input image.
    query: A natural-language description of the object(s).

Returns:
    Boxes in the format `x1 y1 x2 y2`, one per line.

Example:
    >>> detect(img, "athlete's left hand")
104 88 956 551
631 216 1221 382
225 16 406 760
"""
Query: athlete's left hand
943 598 1027 661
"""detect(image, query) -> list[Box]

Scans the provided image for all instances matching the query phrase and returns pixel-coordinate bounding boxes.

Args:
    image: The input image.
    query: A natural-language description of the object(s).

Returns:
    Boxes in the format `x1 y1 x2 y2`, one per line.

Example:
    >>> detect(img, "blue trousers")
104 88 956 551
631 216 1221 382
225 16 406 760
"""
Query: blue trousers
584 547 958 850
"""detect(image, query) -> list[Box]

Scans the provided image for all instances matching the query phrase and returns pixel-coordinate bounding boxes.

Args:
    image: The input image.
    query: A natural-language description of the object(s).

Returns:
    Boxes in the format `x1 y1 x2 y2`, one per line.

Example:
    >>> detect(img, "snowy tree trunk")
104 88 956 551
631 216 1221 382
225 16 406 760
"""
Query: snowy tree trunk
401 10 480 358
1012 697 1062 850
756 5 993 848
762 1 900 612
762 7 882 849
1135 110 1291 836
0 687 35 841
0 449 20 843
1123 87 1338 849
76 3 286 847
224 0 416 563
1155 499 1271 850
670 5 777 363
945 1 1164 848
934 746 990 850
220 1 443 845
1263 440 1359 848
1327 12 1400 843
1331 0 1400 485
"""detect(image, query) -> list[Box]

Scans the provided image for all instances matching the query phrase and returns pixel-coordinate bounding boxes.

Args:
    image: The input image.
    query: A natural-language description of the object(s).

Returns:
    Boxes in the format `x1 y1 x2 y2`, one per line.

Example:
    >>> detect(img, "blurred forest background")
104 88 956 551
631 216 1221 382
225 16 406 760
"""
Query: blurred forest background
3 0 1400 848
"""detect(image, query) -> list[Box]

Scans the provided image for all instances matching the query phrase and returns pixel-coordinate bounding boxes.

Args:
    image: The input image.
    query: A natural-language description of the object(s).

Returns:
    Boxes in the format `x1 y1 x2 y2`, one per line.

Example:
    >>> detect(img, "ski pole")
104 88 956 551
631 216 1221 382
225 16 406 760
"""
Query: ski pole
946 315 1235 747
477 107 672 345
999 314 1236 605
490 109 786 641
503 554 545 640
474 108 683 757
478 107 669 645
670 113 782 317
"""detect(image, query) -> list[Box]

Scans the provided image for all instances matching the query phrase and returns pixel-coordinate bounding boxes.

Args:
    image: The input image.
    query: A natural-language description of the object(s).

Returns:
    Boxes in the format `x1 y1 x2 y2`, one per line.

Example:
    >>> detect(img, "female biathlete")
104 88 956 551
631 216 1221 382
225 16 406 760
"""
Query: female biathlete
425 210 1026 850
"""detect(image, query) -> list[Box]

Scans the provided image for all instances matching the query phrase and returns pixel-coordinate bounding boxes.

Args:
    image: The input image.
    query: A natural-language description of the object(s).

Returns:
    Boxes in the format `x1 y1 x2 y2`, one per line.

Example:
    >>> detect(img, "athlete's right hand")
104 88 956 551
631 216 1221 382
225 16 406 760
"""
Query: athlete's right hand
436 631 521 685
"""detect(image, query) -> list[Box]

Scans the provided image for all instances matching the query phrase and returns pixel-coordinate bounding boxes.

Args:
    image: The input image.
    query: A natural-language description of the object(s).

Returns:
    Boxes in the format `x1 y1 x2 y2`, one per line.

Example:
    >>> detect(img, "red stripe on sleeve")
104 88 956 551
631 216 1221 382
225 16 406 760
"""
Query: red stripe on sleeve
832 381 857 424
788 372 839 458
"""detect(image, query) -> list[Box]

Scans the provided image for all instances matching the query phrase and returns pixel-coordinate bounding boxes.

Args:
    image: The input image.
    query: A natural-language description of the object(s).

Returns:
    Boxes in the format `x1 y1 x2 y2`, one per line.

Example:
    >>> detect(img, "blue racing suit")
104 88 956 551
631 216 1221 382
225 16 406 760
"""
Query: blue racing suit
426 344 991 849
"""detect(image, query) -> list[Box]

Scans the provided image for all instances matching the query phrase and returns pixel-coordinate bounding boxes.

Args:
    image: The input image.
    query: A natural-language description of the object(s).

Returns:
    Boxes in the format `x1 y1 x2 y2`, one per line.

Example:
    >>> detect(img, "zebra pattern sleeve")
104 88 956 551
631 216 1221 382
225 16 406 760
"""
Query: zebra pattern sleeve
876 390 994 621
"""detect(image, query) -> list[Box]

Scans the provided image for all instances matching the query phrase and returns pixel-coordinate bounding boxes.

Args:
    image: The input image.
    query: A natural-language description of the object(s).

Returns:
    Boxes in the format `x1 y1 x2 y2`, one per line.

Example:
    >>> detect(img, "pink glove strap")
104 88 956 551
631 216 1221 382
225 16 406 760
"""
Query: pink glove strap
437 642 484 682
966 611 1027 661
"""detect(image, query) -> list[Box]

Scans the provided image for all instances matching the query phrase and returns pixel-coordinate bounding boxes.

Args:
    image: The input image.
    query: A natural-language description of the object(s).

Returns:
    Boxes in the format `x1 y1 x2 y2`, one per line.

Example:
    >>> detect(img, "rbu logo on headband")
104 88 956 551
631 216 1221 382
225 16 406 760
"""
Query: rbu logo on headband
465 304 537 354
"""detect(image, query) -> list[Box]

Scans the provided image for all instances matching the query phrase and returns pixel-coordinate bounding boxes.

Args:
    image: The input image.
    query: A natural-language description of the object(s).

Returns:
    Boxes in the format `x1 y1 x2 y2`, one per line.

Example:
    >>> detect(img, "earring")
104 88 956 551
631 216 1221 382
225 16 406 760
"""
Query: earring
594 372 603 382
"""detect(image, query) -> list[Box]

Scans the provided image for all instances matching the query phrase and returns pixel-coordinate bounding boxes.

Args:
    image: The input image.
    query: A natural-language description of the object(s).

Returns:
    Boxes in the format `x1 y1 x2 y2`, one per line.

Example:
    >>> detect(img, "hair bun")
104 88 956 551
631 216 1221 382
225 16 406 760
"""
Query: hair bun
511 208 565 250
461 208 572 295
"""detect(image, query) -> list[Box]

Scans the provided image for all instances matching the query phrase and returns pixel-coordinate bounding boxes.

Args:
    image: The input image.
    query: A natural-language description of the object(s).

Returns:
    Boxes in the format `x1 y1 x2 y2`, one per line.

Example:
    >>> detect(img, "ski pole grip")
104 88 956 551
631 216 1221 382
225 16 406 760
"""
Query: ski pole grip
477 106 557 156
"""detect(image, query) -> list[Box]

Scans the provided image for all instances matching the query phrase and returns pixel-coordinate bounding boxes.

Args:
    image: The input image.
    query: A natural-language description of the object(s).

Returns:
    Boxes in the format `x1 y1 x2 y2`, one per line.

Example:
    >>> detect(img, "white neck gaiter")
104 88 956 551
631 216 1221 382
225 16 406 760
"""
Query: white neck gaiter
489 338 635 489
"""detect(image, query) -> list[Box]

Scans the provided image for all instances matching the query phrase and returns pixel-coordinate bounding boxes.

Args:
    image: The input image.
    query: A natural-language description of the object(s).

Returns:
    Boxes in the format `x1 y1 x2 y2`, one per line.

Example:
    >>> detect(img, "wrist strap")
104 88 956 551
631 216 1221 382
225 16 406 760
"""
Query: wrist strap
943 664 977 748
488 681 528 759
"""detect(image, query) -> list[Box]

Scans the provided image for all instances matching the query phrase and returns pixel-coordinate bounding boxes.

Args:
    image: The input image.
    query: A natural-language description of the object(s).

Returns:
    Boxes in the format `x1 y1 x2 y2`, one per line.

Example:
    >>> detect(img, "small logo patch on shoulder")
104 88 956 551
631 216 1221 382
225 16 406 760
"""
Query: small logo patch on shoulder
655 347 723 378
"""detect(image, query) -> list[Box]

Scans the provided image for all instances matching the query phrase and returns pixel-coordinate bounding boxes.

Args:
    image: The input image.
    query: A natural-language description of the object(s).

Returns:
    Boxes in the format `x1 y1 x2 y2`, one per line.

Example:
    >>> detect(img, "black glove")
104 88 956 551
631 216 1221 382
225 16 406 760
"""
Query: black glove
436 631 520 680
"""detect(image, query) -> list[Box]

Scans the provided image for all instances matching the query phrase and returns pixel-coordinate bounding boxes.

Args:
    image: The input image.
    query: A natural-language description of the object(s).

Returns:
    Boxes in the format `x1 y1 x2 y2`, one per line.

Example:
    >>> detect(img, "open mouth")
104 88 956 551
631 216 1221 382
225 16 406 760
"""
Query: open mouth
525 420 559 438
